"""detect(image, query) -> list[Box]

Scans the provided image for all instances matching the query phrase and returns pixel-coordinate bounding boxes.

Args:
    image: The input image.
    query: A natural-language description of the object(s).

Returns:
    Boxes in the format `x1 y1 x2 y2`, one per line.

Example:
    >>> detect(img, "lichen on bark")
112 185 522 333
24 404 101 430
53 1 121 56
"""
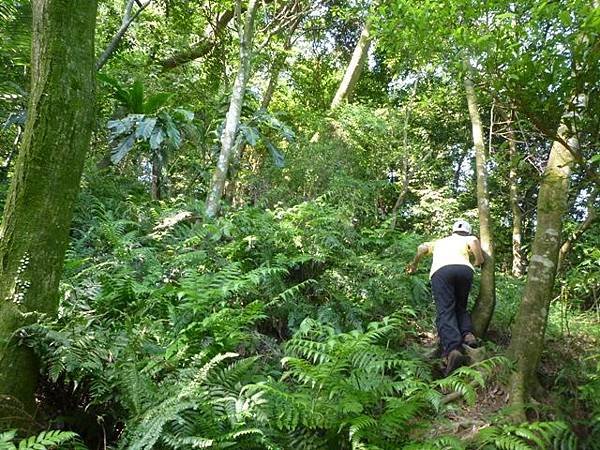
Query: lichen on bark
507 121 577 419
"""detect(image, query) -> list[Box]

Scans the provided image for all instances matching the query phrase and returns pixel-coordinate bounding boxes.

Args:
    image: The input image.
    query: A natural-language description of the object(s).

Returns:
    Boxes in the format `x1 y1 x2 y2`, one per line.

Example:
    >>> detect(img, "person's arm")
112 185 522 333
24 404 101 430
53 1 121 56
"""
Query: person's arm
468 237 485 267
406 243 432 274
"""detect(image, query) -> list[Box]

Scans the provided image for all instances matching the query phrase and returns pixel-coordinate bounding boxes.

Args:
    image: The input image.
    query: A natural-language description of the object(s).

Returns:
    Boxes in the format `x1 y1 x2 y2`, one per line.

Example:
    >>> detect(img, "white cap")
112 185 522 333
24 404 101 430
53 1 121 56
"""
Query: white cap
452 219 472 234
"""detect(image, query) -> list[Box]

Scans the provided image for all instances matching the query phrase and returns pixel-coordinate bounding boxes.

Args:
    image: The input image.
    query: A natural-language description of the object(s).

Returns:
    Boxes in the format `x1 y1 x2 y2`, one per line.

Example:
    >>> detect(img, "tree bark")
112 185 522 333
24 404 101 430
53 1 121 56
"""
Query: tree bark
225 18 302 208
330 19 372 109
205 0 258 218
507 110 525 277
96 0 151 71
151 151 163 200
0 0 97 425
507 117 577 416
463 61 496 337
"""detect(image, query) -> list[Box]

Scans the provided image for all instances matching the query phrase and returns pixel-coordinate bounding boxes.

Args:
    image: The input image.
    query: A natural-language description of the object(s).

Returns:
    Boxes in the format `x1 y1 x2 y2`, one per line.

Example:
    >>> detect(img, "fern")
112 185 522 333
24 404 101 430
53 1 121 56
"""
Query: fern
248 316 439 448
0 430 80 450
475 421 577 450
119 353 269 450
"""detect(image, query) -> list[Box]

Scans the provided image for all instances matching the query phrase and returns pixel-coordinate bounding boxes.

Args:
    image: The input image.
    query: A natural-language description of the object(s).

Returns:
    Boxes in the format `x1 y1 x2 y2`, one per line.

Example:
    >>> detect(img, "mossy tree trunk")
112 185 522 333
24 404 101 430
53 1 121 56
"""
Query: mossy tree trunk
507 118 577 416
463 61 496 337
0 0 97 426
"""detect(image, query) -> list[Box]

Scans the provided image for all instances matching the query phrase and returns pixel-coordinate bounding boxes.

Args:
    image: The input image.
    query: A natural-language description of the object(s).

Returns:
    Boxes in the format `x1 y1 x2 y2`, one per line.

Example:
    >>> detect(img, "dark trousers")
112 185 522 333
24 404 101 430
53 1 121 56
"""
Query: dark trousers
430 264 474 356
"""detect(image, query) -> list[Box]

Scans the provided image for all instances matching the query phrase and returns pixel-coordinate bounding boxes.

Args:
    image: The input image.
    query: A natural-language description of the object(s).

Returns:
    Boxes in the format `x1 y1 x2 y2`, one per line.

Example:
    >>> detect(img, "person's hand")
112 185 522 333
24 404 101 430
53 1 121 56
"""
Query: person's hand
405 263 416 275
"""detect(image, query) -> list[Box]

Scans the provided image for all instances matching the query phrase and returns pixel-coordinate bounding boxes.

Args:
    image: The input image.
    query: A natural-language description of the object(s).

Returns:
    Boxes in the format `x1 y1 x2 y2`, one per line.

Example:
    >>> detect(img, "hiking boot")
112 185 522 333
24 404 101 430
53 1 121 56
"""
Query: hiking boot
462 332 479 348
444 349 467 376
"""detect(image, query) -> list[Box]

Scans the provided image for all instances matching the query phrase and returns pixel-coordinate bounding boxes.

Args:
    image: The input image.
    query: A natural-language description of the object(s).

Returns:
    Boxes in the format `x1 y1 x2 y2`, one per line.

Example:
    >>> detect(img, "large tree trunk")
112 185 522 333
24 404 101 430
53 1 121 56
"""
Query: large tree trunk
205 0 258 218
0 0 97 426
507 118 577 415
463 62 496 337
507 111 525 277
330 19 372 109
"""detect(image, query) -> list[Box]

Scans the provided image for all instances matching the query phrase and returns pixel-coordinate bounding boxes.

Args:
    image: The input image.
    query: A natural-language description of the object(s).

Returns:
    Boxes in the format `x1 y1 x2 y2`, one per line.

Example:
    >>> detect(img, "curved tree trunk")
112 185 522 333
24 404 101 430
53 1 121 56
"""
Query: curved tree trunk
225 17 301 207
463 61 496 337
205 0 258 218
507 118 577 416
330 19 372 109
159 9 235 70
0 0 97 426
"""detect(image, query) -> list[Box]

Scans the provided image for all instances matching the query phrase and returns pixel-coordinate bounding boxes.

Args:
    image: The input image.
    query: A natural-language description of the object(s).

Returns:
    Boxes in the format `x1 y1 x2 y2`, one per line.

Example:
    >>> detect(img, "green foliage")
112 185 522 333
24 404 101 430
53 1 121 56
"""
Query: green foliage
247 315 438 448
24 185 511 449
578 354 600 448
0 429 80 450
474 421 576 450
5 0 600 446
107 109 194 164
118 353 272 450
99 75 174 115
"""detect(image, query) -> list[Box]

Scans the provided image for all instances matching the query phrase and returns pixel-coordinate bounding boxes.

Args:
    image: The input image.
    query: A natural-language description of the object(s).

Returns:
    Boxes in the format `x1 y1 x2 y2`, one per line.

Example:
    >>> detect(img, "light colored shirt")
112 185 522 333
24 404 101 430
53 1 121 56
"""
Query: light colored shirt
425 234 475 278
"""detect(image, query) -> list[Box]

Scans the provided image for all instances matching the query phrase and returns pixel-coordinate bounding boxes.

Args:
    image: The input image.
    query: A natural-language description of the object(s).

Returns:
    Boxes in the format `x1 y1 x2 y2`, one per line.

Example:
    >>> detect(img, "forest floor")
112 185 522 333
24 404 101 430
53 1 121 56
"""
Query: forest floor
414 303 600 444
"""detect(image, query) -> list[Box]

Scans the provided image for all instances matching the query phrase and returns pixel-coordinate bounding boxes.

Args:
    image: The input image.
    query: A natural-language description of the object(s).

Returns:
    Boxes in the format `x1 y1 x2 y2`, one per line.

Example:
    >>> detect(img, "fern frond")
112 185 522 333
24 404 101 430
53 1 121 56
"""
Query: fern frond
11 430 78 450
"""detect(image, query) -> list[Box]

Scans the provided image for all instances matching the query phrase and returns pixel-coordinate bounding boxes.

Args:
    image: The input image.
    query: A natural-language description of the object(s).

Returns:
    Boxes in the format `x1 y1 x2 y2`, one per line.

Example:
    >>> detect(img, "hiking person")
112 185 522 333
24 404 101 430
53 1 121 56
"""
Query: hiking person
405 219 484 375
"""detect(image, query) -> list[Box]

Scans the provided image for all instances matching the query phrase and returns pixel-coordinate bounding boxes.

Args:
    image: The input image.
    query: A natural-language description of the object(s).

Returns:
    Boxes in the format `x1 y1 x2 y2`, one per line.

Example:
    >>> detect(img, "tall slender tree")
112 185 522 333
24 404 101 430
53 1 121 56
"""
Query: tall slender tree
96 0 152 71
506 110 525 277
0 0 98 424
206 0 258 218
463 60 496 336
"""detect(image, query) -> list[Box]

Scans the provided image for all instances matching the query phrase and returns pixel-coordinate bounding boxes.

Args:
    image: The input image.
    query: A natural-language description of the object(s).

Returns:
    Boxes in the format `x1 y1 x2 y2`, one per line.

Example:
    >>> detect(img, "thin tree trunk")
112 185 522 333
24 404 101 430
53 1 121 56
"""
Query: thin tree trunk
96 0 151 71
557 187 597 273
0 125 22 183
390 79 418 230
260 15 300 110
226 18 302 207
261 54 284 110
205 0 258 218
0 0 97 425
453 150 467 192
507 110 525 277
507 117 577 416
463 60 496 337
151 152 163 200
330 19 372 109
